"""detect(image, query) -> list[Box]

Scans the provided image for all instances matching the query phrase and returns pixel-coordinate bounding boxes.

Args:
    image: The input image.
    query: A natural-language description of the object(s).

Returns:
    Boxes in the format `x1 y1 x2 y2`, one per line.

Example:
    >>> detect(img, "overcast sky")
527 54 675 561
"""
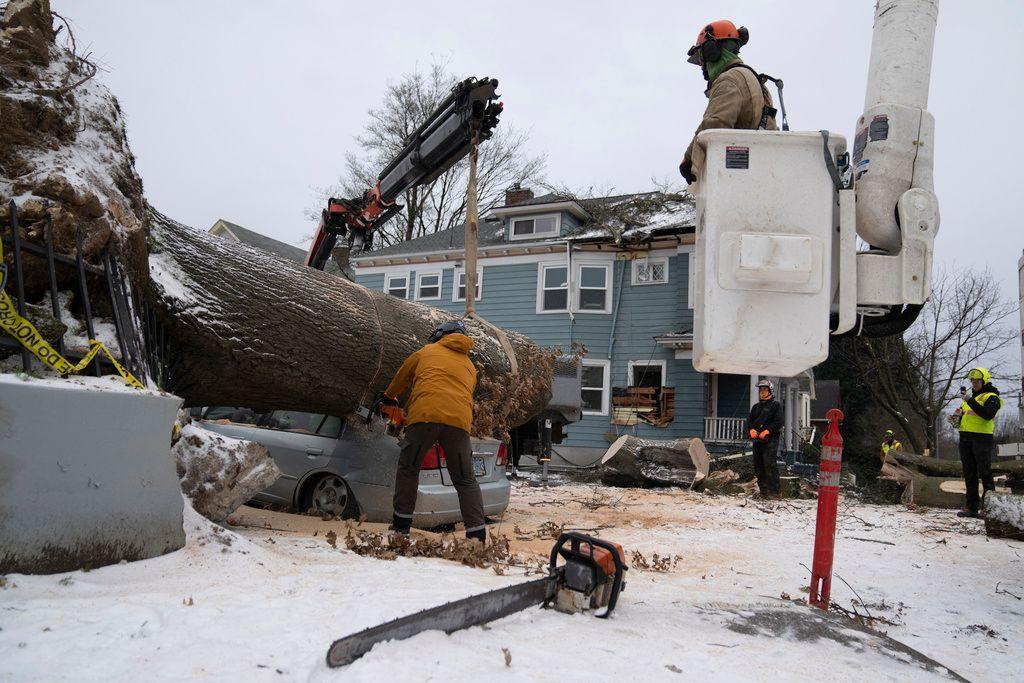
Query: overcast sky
59 1 1023 380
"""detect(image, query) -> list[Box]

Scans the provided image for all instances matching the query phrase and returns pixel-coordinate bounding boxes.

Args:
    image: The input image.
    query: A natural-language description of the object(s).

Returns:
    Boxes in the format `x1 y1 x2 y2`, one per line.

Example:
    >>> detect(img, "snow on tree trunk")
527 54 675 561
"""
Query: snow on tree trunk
148 212 553 439
173 423 281 524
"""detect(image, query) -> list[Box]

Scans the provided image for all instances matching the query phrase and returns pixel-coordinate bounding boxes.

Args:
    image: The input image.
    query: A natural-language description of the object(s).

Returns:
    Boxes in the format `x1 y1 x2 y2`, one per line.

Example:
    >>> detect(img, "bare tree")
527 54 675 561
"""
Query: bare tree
839 267 1019 453
309 61 546 248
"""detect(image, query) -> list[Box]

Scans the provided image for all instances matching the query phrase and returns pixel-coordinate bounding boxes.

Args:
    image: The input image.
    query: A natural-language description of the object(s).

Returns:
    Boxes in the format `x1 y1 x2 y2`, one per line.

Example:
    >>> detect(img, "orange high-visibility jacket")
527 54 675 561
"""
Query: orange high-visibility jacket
385 334 477 432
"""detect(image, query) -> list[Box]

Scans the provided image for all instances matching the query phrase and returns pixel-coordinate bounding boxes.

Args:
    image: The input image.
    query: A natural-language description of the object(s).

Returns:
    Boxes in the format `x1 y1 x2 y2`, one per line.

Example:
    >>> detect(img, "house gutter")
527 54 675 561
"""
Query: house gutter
566 237 574 347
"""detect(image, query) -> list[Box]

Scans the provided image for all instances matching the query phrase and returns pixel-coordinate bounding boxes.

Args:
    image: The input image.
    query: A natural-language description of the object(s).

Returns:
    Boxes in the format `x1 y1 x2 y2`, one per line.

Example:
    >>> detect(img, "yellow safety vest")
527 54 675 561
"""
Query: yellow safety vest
881 440 901 457
959 391 1002 435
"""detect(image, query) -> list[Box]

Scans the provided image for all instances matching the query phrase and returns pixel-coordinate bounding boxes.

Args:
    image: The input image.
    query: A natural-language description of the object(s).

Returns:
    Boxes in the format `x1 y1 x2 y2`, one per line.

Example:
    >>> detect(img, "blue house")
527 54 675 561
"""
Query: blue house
352 187 758 467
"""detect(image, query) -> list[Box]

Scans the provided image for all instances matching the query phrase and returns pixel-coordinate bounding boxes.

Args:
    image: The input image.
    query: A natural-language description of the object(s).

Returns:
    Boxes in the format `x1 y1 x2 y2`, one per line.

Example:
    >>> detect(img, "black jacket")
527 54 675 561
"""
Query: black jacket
747 399 784 441
964 383 1001 421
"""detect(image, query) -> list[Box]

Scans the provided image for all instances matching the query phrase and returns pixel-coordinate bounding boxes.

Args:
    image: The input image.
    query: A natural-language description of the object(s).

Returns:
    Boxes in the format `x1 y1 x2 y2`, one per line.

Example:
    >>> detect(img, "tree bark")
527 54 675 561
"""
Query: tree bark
599 435 709 488
147 212 553 439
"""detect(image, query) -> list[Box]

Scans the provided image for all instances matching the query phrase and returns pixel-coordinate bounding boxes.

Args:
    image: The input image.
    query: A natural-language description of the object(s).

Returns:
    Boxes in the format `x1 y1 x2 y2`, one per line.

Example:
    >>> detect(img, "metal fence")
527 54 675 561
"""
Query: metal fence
1 200 168 388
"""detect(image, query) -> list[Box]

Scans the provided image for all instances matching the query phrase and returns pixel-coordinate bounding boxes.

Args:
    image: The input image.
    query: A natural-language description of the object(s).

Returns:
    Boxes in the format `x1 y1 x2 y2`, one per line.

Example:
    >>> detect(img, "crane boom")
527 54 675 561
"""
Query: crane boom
306 77 502 269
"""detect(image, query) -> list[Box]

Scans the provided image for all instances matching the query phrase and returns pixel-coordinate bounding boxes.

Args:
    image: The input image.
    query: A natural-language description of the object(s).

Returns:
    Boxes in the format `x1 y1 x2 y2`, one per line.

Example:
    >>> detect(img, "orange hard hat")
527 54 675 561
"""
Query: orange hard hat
687 20 749 64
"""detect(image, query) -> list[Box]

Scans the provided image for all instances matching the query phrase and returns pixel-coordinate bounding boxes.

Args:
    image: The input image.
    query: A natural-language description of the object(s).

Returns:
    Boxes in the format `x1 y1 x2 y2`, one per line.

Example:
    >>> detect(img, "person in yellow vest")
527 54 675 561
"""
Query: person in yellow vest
955 367 1002 518
880 429 902 463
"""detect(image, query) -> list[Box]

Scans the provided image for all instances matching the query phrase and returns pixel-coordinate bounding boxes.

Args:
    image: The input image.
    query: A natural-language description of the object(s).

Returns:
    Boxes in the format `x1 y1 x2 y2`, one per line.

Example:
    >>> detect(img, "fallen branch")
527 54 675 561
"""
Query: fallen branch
995 582 1022 600
848 537 896 546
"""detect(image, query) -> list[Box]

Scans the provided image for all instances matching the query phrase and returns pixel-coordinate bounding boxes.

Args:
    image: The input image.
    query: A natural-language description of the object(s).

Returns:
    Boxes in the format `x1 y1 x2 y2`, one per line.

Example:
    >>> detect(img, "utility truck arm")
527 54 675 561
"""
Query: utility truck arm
306 77 502 269
692 0 940 377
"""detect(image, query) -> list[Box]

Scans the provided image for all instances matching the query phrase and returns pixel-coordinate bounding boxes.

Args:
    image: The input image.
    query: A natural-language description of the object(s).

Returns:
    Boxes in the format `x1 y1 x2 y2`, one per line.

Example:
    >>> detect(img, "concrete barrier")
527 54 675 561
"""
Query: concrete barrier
0 374 184 574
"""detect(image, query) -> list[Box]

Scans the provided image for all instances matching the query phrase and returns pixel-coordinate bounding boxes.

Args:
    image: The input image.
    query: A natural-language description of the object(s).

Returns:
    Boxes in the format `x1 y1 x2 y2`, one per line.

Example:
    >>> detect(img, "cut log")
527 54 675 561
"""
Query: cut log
891 451 1024 478
599 435 709 488
147 212 554 439
983 492 1024 541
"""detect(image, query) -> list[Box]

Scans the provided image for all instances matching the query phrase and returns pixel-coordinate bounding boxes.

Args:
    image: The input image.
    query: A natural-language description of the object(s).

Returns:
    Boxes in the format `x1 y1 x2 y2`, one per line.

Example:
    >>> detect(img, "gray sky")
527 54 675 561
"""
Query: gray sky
60 0 1024 380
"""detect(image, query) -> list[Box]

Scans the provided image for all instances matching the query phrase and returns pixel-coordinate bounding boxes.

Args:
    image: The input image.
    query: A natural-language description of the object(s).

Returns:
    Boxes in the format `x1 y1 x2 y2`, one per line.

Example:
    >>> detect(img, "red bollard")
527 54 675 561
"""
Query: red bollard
809 408 844 610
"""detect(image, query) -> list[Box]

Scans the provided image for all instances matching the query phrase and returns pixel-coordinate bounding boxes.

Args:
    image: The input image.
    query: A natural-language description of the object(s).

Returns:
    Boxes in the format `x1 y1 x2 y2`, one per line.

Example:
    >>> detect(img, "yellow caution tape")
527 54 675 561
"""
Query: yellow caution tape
0 241 143 389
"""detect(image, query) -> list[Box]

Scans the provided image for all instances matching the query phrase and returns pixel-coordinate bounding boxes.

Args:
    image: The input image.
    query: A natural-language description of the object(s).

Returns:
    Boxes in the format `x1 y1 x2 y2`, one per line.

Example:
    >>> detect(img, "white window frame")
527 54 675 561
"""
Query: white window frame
384 273 409 299
573 262 612 314
509 213 561 241
580 358 611 416
536 263 570 314
631 257 669 286
414 271 441 301
452 268 483 303
626 360 667 388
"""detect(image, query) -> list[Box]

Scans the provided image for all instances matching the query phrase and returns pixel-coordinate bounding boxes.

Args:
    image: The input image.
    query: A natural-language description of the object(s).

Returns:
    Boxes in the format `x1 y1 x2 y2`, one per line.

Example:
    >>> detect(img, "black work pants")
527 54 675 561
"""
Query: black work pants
959 434 995 512
393 422 486 533
752 439 781 495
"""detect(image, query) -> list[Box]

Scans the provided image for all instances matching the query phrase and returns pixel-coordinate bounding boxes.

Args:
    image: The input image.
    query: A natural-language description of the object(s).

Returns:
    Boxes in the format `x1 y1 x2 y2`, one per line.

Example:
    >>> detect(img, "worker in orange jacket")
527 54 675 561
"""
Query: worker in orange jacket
374 320 486 542
747 379 783 498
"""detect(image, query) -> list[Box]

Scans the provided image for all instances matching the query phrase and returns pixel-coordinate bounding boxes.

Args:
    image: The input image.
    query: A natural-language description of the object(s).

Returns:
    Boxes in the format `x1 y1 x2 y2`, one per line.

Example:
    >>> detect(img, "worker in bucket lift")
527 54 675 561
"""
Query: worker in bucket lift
747 379 783 499
372 320 487 542
880 429 903 463
679 20 778 185
954 367 1003 518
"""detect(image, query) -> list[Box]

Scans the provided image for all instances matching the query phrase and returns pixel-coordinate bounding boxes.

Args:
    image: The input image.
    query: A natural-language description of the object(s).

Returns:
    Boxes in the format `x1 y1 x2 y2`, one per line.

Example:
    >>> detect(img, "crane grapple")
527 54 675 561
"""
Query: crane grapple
306 77 502 269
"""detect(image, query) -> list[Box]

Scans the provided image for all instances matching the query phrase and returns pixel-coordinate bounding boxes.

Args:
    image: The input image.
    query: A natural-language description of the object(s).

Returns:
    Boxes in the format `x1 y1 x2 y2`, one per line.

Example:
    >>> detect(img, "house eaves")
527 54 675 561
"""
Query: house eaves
488 200 591 221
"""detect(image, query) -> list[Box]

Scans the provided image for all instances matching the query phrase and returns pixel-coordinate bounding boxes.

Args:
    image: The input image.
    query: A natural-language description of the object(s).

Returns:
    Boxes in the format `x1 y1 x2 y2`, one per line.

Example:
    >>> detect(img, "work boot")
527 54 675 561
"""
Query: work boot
389 515 412 537
466 528 486 544
956 509 980 519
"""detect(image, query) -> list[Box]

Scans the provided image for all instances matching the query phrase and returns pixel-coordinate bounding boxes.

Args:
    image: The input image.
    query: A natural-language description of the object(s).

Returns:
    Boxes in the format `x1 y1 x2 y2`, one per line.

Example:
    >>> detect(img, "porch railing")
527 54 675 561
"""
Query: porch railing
704 416 748 443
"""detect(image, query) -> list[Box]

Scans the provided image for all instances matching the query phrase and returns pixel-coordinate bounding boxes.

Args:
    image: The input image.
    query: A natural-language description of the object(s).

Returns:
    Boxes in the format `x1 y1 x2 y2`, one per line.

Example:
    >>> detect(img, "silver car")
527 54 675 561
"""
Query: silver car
192 407 510 528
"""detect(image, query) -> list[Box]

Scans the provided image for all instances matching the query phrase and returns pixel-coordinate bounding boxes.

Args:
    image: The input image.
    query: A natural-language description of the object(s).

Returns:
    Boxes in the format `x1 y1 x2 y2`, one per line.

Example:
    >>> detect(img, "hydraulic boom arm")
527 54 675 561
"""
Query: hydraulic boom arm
306 77 502 269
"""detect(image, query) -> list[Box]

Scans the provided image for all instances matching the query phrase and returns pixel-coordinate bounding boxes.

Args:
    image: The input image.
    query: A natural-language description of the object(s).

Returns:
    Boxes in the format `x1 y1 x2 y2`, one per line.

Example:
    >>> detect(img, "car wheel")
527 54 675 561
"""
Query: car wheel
306 474 358 519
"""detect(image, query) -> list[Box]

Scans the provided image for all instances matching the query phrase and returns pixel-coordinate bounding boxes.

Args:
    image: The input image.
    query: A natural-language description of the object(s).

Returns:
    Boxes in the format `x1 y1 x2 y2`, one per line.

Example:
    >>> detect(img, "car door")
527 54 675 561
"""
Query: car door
255 410 333 503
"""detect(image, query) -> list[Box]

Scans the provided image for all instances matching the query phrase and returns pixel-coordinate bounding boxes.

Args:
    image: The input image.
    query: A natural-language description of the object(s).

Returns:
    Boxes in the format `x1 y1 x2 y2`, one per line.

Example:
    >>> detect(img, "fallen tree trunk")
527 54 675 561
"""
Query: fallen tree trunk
891 451 1024 478
148 212 553 439
600 435 709 488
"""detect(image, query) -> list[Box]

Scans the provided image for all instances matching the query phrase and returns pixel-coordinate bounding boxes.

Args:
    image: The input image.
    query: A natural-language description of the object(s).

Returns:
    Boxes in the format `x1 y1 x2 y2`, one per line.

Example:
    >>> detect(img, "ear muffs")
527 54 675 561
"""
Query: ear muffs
738 26 749 47
700 25 721 63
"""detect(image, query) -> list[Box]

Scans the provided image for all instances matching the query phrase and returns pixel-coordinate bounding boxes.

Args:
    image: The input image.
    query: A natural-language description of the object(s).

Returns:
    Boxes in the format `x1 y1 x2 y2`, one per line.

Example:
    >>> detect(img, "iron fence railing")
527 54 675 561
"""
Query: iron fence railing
1 200 168 388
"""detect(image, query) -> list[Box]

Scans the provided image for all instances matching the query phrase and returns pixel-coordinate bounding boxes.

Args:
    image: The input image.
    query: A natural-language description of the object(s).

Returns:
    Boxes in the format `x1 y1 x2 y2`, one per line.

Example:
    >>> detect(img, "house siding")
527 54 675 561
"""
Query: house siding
354 248 741 457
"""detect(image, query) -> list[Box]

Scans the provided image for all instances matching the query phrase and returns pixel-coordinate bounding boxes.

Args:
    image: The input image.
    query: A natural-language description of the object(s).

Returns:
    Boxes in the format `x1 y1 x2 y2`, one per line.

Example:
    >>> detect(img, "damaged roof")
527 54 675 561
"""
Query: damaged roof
353 190 695 261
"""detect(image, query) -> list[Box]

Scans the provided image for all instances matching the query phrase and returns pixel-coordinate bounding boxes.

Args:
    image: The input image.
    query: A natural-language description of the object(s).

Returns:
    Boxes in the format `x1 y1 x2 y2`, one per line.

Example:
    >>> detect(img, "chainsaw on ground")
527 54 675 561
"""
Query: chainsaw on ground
326 532 627 667
306 76 502 269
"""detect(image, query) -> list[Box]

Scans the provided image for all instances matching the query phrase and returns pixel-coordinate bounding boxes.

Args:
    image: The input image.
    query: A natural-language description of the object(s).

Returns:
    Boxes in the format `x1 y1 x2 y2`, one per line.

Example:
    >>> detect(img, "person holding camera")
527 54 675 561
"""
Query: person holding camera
952 367 1003 518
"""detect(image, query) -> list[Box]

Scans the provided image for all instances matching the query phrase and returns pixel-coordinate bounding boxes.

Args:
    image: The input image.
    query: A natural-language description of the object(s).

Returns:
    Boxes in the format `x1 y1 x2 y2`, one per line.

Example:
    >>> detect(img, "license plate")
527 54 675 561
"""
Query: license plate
473 456 486 477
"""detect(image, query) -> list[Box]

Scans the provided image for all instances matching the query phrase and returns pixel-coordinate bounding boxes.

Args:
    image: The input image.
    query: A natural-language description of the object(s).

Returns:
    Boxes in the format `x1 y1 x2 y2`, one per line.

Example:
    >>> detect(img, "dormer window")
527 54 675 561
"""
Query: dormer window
510 214 559 240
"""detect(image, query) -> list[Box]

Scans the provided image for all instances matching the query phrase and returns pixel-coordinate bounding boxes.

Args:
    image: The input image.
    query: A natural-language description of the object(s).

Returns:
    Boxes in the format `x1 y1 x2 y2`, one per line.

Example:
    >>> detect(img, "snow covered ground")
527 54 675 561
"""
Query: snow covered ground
1 481 1020 682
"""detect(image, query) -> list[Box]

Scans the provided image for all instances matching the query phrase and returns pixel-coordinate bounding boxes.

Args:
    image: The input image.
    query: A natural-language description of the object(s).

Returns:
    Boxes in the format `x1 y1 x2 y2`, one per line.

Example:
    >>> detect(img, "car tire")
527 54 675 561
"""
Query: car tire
304 474 359 519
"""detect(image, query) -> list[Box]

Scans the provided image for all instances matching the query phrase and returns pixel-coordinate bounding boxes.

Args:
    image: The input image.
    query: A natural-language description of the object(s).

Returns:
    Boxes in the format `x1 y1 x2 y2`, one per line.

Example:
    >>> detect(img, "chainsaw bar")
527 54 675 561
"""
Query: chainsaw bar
326 575 556 667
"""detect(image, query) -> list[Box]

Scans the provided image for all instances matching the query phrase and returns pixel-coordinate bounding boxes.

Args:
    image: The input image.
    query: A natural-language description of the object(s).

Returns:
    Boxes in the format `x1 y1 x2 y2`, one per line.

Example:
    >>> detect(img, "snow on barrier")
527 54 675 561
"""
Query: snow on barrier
0 374 185 574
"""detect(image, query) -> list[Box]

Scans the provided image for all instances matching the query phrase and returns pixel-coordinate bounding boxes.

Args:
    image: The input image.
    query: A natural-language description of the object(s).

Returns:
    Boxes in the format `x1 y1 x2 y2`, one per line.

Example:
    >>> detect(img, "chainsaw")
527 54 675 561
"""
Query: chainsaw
326 531 627 667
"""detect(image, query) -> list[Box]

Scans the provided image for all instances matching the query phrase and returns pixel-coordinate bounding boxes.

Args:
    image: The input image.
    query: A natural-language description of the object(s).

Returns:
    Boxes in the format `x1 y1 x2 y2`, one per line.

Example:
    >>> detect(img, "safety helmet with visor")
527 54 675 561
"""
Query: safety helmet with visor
756 378 775 399
686 20 749 65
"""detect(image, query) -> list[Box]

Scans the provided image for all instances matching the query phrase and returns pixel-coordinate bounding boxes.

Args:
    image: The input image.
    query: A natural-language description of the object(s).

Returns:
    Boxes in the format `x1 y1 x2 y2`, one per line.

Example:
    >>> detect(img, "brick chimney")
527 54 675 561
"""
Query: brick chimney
504 184 534 206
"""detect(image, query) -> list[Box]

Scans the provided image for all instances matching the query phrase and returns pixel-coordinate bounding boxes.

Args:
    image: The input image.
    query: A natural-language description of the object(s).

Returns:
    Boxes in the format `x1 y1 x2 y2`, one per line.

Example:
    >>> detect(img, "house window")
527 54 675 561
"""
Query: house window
453 269 483 302
415 272 441 300
539 265 569 312
577 264 609 312
511 214 559 240
632 257 669 285
628 360 666 389
581 359 610 416
385 274 408 299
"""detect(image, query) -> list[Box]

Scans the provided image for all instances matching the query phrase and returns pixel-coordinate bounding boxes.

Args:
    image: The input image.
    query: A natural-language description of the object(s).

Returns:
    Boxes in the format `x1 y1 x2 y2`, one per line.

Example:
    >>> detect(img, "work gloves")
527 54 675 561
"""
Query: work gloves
679 159 696 185
749 428 772 441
